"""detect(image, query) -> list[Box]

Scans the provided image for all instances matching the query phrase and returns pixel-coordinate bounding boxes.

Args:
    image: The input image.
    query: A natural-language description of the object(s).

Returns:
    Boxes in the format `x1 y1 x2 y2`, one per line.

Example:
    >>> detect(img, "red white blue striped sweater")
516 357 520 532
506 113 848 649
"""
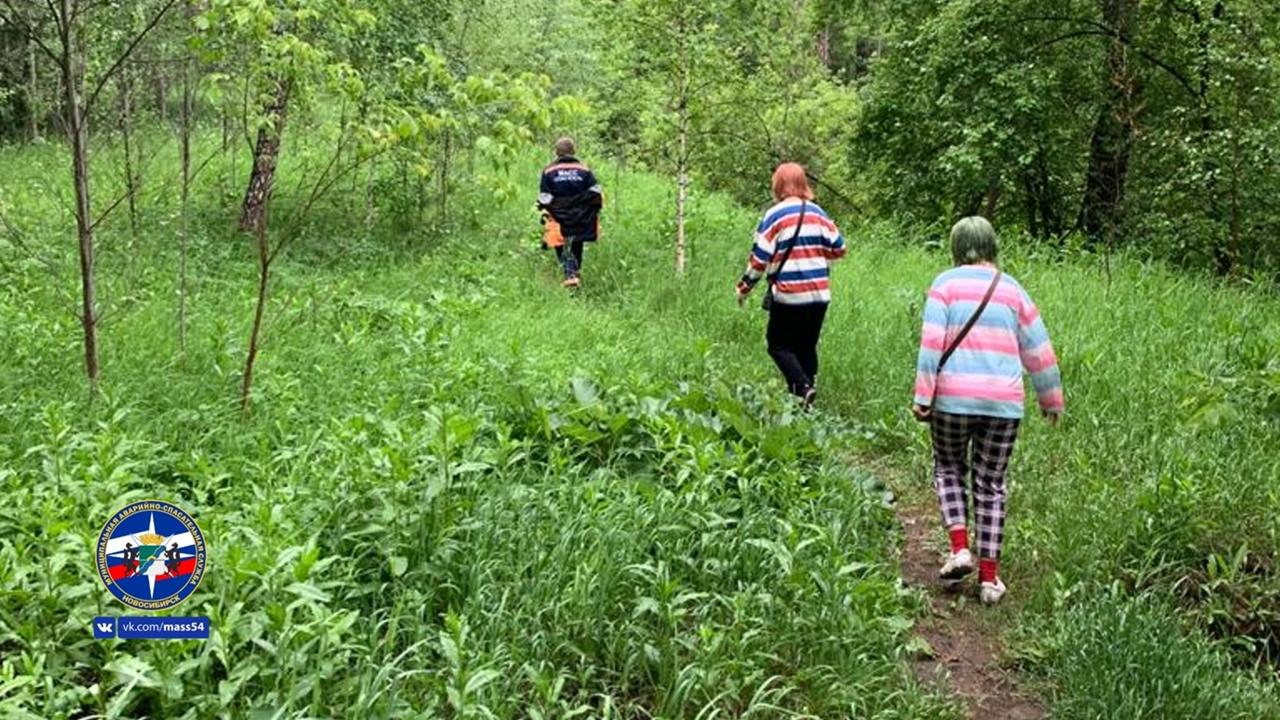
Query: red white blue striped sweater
738 199 847 305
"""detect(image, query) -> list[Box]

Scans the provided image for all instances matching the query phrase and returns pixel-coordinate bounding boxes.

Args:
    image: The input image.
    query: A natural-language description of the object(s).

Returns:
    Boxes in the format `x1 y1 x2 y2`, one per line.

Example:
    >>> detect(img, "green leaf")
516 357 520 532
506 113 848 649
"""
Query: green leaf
286 582 331 604
570 377 599 407
465 668 500 695
105 656 161 690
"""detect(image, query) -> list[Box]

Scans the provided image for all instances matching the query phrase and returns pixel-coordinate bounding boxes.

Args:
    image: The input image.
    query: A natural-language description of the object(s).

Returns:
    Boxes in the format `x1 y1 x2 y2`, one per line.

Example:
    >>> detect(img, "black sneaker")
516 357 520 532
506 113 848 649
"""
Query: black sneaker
802 387 817 411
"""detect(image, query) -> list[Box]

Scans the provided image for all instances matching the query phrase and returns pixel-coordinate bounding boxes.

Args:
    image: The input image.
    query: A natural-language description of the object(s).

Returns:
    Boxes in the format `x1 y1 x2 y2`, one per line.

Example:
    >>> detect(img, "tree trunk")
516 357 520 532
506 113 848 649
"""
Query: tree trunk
118 67 139 237
364 156 377 235
982 176 1002 221
154 66 167 122
362 100 376 232
1079 110 1132 246
1022 172 1041 240
59 0 99 388
1036 150 1064 238
675 110 688 276
1227 78 1243 273
222 106 231 201
1022 147 1064 240
438 129 451 227
239 80 290 234
27 37 39 141
674 21 689 277
240 221 270 415
179 43 192 353
1078 0 1139 247
1196 1 1232 275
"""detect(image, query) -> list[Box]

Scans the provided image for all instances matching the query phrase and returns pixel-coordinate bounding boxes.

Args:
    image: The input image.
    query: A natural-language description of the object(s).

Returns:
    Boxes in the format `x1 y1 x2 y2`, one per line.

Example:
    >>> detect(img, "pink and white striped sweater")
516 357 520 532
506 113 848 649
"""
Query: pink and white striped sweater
914 265 1064 420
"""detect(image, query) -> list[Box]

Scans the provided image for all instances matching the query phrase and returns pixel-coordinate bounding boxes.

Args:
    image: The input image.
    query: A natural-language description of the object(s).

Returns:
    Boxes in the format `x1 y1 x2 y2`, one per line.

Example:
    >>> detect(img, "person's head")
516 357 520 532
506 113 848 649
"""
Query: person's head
554 137 576 158
950 216 999 265
125 542 133 549
171 543 178 550
771 162 814 202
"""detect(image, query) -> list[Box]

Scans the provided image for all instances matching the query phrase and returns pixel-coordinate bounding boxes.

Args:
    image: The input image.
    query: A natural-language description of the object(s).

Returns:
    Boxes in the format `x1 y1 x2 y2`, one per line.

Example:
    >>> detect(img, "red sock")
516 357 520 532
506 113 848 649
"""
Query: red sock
979 558 999 584
947 526 969 553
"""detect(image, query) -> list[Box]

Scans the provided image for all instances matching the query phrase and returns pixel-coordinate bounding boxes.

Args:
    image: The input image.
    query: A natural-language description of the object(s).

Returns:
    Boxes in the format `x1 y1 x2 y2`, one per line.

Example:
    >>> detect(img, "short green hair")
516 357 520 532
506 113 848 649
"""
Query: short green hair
951 216 998 265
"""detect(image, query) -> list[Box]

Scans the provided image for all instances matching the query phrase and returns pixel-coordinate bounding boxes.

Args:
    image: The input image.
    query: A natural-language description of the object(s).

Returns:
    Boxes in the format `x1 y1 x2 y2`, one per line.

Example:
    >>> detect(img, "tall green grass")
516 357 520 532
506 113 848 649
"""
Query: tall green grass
413 155 1280 714
1 133 1278 717
0 140 953 718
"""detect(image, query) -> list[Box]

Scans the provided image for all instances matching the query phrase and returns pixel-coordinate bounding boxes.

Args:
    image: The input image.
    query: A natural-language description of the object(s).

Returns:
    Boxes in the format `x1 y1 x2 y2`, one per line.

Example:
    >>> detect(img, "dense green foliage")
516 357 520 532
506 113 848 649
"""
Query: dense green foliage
2 0 1280 717
581 0 1280 277
851 0 1280 277
6 1 1280 275
3 129 1280 716
0 139 956 718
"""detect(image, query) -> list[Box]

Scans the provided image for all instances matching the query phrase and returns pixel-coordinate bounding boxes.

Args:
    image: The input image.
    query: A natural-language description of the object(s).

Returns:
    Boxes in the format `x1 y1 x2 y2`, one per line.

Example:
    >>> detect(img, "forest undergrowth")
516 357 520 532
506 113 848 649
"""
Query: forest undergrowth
1 139 1278 718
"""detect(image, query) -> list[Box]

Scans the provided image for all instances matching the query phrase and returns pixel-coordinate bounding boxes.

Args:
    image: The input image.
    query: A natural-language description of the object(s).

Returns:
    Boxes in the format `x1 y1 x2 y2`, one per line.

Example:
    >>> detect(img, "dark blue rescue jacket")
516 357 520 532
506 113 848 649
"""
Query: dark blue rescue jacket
537 155 603 241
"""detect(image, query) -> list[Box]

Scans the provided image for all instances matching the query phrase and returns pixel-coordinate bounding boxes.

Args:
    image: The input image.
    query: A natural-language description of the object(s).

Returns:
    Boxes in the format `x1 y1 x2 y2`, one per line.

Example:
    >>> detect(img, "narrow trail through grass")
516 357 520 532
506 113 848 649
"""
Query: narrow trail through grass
343 169 1034 716
415 159 1280 718
456 223 1054 717
896 484 1044 719
4 147 1280 717
357 158 1280 718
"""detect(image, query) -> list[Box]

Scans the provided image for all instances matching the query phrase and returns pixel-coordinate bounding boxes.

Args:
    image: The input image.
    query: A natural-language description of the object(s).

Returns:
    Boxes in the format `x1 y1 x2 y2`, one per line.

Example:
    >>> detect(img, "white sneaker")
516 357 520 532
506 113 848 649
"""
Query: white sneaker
980 578 1007 605
939 548 975 582
802 387 817 411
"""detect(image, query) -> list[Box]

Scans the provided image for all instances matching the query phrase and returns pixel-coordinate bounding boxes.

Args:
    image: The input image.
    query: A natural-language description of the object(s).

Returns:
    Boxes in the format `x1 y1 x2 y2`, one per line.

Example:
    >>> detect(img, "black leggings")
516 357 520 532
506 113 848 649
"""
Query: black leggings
765 302 828 396
556 240 585 278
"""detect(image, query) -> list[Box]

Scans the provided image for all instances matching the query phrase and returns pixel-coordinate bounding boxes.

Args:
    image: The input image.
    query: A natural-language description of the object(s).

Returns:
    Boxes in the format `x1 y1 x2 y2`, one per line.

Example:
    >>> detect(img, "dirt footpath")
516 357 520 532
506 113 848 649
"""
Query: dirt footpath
898 499 1045 720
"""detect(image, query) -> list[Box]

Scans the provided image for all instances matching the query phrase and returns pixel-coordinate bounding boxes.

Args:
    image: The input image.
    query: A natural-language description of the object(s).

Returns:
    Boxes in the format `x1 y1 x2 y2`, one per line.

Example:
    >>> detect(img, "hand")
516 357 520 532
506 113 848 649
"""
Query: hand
1042 409 1062 425
912 404 932 422
735 285 749 307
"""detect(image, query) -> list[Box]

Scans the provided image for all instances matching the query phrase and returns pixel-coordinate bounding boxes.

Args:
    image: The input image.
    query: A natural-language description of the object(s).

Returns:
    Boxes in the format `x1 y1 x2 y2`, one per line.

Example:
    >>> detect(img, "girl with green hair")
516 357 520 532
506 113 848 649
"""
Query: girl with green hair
911 216 1064 604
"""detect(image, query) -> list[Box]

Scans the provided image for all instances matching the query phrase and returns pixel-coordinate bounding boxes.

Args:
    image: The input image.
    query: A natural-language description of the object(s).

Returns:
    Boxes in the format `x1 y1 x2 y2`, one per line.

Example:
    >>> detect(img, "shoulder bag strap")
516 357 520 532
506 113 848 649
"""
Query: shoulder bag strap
931 269 1002 405
765 201 807 293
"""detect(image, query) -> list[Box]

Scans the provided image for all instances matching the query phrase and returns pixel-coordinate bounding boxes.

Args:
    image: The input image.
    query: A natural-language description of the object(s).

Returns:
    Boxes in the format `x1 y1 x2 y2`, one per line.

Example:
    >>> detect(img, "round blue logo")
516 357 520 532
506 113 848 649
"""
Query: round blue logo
96 501 206 610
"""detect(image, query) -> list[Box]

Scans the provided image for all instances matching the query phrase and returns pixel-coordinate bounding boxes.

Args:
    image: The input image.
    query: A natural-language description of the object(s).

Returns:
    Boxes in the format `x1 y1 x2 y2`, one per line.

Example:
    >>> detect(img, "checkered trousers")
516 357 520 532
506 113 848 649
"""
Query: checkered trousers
929 411 1021 559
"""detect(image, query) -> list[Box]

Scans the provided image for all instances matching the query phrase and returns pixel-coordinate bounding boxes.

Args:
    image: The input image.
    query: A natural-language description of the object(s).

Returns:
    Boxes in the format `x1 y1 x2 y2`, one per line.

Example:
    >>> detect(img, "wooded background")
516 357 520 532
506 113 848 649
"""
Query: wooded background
2 0 1278 392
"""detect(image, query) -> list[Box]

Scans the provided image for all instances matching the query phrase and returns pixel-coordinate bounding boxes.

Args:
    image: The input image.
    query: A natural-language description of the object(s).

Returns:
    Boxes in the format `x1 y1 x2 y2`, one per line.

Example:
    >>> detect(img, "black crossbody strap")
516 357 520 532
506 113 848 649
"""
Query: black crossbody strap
765 201 807 293
937 270 1002 376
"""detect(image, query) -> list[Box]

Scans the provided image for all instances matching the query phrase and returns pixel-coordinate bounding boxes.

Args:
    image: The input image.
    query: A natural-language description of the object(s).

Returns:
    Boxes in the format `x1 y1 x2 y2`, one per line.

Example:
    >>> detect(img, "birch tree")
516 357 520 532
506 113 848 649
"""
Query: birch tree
0 0 178 390
600 0 734 276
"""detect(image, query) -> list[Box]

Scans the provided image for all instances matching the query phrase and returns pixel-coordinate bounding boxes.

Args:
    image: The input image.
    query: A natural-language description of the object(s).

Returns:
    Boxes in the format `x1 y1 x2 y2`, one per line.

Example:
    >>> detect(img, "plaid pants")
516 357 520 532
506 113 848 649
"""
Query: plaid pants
930 412 1020 559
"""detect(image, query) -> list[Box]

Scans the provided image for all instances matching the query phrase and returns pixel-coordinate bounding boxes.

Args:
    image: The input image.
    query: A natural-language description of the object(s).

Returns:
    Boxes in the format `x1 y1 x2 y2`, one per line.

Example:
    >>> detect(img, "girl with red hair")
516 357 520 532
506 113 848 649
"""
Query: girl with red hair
736 163 847 408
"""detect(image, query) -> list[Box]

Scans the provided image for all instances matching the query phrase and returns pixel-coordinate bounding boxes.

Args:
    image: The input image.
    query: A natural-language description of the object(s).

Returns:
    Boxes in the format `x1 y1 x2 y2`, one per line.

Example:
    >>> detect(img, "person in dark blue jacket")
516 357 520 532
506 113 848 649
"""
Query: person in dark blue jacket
537 137 603 288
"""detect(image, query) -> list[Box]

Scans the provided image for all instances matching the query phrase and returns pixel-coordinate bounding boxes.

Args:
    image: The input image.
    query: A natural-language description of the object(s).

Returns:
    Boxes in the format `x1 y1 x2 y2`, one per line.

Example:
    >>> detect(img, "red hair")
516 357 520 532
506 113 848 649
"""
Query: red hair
771 162 814 202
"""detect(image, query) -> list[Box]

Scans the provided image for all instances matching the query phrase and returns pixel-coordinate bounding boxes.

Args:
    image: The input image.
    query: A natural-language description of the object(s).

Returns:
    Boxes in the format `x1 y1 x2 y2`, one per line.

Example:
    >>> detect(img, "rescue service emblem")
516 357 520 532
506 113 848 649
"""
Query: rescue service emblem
96 501 206 610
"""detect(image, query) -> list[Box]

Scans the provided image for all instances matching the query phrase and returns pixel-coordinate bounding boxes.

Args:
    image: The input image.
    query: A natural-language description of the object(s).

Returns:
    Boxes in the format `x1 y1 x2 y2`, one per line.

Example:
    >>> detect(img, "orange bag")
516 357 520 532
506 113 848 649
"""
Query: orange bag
542 215 564 249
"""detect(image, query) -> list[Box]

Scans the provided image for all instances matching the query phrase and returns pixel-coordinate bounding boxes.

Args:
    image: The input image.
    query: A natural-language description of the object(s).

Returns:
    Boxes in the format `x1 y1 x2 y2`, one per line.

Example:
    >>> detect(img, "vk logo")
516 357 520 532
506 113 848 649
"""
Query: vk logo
92 617 116 639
